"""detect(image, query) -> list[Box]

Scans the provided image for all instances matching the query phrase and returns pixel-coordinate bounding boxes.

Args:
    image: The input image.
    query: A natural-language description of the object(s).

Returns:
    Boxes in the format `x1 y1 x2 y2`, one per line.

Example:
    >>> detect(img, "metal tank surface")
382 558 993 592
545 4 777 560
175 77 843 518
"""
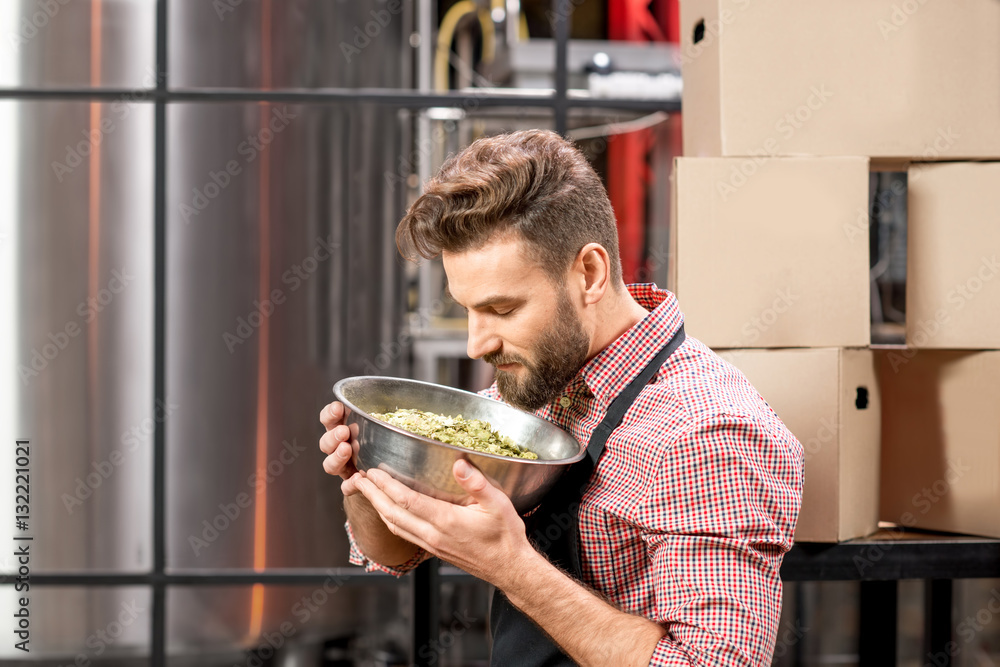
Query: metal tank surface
1 0 156 663
2 0 415 664
166 0 413 662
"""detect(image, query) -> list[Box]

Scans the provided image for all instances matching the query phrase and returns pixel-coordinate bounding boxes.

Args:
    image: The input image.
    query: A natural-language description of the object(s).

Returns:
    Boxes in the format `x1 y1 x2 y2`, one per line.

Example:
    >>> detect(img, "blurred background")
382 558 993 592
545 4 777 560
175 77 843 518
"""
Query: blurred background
0 0 996 665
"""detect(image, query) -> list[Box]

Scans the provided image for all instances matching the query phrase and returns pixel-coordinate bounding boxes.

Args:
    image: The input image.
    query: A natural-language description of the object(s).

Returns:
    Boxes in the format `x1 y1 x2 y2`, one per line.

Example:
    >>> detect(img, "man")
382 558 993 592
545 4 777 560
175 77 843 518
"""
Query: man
319 129 803 666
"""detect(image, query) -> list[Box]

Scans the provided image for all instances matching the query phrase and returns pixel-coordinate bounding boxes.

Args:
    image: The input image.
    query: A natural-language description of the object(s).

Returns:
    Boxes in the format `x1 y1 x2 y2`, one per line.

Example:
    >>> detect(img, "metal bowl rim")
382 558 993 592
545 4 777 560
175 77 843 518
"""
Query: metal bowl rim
332 375 587 465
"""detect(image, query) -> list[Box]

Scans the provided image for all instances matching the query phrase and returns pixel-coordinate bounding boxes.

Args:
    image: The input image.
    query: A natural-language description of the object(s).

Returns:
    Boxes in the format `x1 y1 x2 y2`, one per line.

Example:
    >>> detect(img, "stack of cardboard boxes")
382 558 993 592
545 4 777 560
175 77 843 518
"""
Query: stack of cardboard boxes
879 165 1000 539
672 0 1000 541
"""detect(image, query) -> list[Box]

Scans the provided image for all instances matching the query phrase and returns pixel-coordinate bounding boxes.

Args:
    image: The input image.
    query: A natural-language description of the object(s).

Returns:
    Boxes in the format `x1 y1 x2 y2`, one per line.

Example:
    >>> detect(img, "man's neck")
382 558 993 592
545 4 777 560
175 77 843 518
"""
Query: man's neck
585 285 651 361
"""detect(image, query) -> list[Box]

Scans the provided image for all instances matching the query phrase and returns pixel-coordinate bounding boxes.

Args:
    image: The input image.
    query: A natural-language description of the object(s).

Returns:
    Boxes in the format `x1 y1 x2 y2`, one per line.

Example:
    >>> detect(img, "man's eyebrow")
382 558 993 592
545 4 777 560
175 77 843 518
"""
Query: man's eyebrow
445 284 521 310
470 294 521 310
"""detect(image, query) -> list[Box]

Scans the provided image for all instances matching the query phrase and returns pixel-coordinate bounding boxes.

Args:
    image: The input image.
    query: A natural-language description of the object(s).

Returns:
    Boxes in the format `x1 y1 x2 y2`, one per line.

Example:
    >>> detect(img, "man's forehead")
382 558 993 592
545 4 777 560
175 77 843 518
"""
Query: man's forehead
442 238 553 305
442 238 539 277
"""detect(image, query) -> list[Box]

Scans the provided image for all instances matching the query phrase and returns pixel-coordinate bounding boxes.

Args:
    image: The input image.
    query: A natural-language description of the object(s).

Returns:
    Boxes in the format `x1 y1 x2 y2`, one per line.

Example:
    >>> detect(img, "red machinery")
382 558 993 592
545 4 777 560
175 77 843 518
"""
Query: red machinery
606 0 682 284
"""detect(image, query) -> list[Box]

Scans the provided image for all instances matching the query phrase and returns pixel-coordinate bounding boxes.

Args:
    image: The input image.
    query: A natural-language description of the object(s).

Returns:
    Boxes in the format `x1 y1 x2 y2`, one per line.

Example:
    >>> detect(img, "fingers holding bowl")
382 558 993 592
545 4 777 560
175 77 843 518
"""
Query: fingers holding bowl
319 401 345 431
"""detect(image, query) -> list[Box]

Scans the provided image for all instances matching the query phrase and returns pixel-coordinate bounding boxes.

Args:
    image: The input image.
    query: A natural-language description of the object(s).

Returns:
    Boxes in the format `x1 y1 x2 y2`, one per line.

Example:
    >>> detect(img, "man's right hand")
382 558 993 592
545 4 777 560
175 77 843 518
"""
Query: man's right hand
319 399 424 569
319 401 364 496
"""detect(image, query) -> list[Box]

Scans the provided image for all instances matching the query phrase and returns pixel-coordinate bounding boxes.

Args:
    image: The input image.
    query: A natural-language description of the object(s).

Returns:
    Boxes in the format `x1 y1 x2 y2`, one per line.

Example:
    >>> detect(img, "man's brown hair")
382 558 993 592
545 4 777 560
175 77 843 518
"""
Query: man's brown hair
396 129 622 286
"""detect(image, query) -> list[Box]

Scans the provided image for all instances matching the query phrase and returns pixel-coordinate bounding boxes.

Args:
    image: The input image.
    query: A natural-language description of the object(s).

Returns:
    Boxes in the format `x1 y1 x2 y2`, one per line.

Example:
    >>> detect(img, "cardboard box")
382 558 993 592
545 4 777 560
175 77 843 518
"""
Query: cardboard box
669 156 870 348
877 349 1000 538
681 0 1000 160
718 348 880 542
906 162 1000 349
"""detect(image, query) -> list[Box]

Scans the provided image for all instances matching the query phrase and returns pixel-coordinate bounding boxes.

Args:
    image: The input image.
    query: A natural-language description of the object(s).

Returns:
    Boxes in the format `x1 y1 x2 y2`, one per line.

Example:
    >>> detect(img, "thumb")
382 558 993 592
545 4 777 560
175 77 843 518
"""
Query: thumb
453 459 504 508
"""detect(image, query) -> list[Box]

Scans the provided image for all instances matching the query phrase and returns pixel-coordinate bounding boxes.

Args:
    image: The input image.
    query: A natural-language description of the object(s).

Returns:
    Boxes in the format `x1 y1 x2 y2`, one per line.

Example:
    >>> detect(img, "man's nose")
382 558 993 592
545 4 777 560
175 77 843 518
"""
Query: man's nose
466 312 500 360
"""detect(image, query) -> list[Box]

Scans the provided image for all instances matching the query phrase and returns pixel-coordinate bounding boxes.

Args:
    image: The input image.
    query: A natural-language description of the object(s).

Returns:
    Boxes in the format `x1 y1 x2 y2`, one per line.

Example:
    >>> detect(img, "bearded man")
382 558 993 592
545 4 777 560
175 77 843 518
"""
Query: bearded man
319 129 804 666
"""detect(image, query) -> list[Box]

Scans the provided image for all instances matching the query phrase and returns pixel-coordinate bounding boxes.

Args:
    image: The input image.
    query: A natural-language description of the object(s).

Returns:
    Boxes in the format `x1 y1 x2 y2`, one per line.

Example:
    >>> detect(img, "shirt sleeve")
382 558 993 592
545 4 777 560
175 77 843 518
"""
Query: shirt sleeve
345 520 430 577
638 414 804 666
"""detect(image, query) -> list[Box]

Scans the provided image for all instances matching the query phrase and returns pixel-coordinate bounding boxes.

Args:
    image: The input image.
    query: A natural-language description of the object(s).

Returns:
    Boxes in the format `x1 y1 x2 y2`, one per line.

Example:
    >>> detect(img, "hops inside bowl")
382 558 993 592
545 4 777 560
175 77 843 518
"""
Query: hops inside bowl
370 408 538 459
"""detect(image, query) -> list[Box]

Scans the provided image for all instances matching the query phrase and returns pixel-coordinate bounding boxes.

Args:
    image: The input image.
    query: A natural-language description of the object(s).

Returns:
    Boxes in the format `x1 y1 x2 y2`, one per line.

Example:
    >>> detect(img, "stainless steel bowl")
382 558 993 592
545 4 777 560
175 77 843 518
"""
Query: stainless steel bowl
332 376 584 512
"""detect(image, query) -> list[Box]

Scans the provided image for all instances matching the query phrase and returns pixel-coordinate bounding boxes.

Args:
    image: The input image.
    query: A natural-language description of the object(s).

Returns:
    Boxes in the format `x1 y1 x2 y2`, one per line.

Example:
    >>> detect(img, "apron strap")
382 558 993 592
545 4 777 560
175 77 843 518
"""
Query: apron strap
566 324 685 573
585 324 687 464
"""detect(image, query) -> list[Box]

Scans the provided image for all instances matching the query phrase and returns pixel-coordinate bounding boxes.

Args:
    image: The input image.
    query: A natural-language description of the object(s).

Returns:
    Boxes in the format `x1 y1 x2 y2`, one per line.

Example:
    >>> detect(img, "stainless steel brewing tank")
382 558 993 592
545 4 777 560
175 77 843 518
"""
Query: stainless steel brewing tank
165 0 412 660
5 0 414 662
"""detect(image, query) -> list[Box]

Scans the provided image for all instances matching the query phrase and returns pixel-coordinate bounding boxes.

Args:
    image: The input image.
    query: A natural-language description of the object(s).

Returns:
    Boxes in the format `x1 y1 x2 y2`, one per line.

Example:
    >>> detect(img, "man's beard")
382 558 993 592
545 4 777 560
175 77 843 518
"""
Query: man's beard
484 290 590 411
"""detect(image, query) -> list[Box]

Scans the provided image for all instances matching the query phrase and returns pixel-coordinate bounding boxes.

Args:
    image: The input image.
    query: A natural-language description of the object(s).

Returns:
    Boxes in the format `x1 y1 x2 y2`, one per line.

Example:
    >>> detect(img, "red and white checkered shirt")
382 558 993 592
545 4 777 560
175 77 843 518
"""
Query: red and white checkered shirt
347 283 804 666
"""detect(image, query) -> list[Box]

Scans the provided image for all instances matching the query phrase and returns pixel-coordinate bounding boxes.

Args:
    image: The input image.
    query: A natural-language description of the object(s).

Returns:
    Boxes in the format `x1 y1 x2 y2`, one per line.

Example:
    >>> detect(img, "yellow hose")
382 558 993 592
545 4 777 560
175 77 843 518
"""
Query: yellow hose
436 1 496 91
480 10 496 63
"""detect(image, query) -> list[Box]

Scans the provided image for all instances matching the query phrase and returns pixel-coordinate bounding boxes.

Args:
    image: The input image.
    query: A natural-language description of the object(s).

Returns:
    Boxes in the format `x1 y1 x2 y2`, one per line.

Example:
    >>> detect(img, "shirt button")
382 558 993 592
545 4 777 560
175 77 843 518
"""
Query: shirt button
559 396 572 408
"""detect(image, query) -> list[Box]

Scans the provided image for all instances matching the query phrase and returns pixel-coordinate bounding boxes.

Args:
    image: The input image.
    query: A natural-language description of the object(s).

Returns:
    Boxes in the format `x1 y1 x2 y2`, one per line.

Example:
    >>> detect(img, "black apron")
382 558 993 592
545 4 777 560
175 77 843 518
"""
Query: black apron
489 325 686 666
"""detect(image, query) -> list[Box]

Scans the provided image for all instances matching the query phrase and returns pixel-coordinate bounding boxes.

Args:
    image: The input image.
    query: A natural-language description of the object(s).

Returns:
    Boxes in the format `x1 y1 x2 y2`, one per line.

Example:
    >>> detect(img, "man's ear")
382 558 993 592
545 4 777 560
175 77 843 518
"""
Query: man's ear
575 243 612 305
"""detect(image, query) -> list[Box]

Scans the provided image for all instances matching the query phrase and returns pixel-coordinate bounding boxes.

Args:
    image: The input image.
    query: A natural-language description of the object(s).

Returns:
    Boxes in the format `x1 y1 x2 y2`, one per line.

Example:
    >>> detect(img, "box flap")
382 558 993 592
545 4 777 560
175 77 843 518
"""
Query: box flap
680 0 724 157
668 157 681 293
878 349 1000 538
906 162 1000 348
838 349 881 541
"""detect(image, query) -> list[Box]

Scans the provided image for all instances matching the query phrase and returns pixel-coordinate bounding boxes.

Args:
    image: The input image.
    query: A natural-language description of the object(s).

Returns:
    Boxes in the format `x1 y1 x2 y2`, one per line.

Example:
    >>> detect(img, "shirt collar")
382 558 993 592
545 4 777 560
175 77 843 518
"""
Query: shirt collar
572 283 684 410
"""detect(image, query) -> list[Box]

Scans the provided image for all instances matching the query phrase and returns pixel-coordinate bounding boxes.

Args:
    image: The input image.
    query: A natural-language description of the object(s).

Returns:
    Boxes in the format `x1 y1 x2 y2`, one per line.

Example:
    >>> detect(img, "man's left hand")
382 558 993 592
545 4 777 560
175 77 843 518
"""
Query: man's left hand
352 459 536 589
